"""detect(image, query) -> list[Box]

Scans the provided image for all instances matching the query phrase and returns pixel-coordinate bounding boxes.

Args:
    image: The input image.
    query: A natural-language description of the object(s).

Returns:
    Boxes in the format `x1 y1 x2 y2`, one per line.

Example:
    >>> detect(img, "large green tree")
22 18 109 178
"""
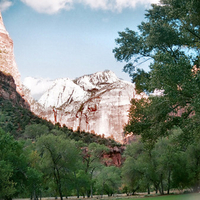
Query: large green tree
122 129 191 194
82 143 109 197
114 0 200 192
95 166 121 197
113 0 200 144
36 134 81 200
0 128 30 199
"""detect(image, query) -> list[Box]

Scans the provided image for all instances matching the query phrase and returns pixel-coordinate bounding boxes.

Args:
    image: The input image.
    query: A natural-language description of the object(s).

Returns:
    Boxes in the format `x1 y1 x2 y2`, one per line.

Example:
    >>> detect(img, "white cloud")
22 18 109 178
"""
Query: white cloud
20 0 159 14
79 0 160 12
0 0 13 11
23 77 54 100
20 0 74 14
151 89 164 97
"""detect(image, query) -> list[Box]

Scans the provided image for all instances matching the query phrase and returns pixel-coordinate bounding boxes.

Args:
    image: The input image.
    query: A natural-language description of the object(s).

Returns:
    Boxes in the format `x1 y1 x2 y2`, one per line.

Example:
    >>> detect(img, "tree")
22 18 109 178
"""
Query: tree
0 128 28 199
122 141 146 195
25 167 43 200
82 143 109 197
152 135 179 194
114 0 200 191
0 161 16 199
113 0 200 145
95 166 121 197
122 140 160 195
23 124 49 140
36 134 81 200
185 137 200 192
122 129 193 195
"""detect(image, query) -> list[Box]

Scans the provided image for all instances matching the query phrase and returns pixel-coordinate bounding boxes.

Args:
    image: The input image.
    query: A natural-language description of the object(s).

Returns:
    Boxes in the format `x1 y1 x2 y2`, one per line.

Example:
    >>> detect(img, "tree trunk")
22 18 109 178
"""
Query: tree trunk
167 170 171 194
154 183 159 194
58 186 63 200
90 184 93 198
160 174 164 195
54 169 63 200
76 187 80 198
193 181 199 193
34 190 36 200
147 184 150 194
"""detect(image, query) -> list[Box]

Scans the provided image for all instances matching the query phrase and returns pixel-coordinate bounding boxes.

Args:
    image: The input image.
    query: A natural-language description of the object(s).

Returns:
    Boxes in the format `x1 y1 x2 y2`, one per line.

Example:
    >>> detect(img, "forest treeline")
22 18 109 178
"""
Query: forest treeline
2 78 197 199
0 98 121 200
0 98 200 200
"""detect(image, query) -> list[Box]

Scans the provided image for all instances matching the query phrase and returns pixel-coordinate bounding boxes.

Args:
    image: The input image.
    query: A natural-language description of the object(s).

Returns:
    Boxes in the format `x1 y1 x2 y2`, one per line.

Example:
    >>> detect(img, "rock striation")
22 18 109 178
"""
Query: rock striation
24 70 145 143
0 12 23 95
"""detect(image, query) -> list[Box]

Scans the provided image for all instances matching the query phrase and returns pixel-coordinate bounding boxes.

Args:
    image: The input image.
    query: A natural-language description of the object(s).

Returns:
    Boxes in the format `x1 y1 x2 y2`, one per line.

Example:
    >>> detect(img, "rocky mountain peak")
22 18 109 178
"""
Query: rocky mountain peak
38 78 89 109
74 70 119 91
0 12 8 35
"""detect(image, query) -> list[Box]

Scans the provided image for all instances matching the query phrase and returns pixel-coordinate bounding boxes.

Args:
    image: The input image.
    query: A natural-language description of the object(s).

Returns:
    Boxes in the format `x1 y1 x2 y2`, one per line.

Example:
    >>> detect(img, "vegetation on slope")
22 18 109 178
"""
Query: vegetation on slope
0 96 122 199
0 97 120 147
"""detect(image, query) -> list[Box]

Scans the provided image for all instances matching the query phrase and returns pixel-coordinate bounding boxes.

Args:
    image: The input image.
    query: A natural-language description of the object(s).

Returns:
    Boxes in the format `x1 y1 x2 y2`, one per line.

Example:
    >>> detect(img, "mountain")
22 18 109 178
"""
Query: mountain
24 70 145 143
0 11 142 143
0 12 23 95
0 11 125 169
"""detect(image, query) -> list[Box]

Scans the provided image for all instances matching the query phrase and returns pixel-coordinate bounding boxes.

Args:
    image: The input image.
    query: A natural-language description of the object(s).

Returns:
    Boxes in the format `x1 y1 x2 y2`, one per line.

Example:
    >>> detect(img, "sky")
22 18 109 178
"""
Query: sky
1 0 159 82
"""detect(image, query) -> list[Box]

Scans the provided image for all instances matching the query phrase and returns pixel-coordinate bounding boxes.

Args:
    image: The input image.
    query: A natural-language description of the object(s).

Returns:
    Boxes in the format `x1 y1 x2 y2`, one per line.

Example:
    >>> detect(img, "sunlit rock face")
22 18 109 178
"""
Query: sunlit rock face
24 70 144 143
0 12 22 95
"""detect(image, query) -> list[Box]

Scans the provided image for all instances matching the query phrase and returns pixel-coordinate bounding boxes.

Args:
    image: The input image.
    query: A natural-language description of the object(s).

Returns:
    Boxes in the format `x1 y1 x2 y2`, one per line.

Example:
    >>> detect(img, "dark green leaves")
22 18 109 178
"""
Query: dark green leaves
114 0 200 145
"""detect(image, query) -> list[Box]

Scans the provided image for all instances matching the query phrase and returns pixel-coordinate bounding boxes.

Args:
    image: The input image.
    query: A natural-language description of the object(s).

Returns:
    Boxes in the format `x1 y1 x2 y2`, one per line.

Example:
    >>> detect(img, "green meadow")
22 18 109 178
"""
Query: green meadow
114 194 200 200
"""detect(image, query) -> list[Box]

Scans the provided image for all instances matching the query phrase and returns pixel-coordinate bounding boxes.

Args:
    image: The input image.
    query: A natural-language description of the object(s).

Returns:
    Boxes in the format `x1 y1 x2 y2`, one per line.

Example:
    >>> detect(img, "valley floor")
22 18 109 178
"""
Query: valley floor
13 193 200 200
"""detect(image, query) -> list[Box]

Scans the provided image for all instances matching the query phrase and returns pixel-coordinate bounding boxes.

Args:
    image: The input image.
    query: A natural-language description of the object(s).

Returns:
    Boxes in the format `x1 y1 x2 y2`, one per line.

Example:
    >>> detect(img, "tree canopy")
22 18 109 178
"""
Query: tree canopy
113 0 200 145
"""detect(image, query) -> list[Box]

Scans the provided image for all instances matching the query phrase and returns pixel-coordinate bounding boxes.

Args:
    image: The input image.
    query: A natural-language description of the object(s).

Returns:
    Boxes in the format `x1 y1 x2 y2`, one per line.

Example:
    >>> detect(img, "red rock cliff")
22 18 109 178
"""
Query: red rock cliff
0 12 23 95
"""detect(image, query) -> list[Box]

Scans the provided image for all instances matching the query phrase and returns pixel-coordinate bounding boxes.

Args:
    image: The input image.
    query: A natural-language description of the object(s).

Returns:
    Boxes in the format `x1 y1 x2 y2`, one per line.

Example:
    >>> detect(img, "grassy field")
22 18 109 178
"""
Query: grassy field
114 193 200 200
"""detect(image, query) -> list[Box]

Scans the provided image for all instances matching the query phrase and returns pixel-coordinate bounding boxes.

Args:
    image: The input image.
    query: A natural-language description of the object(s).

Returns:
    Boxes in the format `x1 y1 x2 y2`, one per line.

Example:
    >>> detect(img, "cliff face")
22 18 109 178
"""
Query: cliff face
103 146 125 167
24 71 145 143
0 12 22 95
0 71 29 109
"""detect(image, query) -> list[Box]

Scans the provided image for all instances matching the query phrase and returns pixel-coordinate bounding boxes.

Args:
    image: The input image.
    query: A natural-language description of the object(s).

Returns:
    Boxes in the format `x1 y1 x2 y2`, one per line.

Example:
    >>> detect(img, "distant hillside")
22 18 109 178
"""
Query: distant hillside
0 71 120 147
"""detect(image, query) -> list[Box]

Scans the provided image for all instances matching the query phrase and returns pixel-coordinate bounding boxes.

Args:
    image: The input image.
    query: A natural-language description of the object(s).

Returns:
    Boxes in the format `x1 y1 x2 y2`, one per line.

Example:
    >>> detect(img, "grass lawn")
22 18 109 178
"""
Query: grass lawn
115 193 200 200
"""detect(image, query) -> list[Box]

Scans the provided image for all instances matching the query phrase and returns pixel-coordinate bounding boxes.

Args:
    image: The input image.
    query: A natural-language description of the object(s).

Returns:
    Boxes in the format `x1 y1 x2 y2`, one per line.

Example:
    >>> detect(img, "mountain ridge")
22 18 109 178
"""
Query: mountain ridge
0 11 141 143
23 70 144 143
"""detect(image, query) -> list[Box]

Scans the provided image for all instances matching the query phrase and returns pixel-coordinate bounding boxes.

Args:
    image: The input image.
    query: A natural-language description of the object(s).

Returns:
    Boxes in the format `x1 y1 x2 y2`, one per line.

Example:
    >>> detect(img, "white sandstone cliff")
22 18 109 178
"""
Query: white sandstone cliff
24 70 144 143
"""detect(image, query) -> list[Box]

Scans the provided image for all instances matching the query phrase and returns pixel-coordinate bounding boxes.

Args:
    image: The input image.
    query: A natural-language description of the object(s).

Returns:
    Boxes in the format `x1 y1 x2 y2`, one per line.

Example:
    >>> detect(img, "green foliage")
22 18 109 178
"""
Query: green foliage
36 134 82 199
185 137 200 192
114 1 200 193
0 95 122 198
23 124 49 140
25 167 43 198
0 97 120 147
114 0 200 146
0 160 16 198
95 166 121 196
82 143 109 197
0 128 28 199
122 127 200 194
